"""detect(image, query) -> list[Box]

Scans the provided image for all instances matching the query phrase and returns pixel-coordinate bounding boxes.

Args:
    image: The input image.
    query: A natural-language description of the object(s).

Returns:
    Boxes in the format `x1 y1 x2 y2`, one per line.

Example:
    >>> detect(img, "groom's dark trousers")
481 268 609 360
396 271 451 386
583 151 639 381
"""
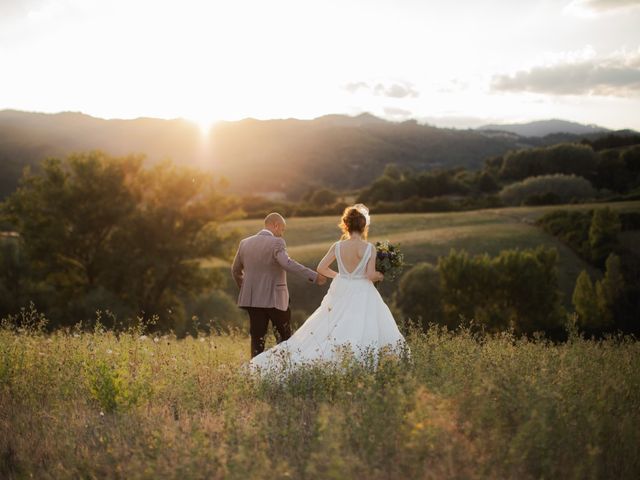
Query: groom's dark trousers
245 307 292 358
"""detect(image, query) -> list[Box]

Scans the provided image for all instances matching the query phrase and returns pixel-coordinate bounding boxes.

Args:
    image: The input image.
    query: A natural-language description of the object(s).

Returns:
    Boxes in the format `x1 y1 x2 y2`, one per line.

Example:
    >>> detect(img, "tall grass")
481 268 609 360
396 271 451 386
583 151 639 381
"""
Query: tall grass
1 309 639 479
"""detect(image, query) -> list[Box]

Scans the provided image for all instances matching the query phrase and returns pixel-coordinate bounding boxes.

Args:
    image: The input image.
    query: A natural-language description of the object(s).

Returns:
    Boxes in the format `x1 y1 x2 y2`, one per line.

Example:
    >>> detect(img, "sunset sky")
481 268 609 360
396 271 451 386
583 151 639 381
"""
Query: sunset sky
1 0 639 131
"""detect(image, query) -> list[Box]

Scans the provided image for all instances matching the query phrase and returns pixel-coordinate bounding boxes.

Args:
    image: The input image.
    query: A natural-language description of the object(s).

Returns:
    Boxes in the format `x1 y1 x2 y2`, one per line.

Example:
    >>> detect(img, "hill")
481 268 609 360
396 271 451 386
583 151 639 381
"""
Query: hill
212 200 640 321
0 109 203 199
0 109 629 199
478 119 609 137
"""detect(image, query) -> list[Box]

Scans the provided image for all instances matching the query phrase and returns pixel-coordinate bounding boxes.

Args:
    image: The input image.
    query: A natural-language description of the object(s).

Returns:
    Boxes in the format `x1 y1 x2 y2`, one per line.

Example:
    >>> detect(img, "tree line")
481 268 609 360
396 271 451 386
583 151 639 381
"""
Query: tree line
231 135 640 218
359 141 640 212
0 151 244 335
538 208 639 335
394 207 639 339
1 145 638 337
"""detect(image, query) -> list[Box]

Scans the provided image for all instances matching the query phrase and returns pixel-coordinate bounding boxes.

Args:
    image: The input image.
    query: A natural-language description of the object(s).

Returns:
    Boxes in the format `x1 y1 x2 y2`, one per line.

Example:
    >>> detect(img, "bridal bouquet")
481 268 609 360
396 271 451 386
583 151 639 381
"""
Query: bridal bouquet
375 240 404 282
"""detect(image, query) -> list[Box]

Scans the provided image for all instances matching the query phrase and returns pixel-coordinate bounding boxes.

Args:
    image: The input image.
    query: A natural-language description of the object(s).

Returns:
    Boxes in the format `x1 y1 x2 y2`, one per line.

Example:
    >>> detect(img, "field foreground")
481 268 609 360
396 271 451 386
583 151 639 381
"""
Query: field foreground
1 317 639 479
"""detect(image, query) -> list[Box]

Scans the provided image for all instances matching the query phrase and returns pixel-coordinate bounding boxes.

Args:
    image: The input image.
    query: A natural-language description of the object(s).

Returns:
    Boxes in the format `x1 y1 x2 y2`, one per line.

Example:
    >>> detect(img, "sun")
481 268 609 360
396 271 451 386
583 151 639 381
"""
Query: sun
188 114 217 137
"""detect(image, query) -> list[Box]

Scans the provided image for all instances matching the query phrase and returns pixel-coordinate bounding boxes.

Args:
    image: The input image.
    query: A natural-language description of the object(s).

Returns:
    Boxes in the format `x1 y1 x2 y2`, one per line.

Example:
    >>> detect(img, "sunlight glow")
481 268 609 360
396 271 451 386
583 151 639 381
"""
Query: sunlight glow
1 0 639 130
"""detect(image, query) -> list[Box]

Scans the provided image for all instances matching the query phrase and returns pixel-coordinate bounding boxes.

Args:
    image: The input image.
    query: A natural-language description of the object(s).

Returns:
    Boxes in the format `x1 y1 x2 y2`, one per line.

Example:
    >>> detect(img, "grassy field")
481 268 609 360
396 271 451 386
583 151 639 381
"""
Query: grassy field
3 202 639 479
212 201 640 319
2 316 639 479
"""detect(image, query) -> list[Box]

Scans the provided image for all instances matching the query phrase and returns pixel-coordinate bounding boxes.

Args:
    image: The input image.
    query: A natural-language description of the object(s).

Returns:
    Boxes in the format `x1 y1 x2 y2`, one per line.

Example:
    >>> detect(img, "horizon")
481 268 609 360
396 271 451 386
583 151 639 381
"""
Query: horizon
1 107 630 134
1 0 639 131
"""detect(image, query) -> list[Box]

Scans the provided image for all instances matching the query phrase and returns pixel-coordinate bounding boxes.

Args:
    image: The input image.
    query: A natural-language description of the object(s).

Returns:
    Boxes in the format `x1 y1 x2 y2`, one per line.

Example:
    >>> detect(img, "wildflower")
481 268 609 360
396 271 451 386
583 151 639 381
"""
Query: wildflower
153 337 160 343
106 349 113 354
100 411 105 417
139 335 147 341
199 337 205 342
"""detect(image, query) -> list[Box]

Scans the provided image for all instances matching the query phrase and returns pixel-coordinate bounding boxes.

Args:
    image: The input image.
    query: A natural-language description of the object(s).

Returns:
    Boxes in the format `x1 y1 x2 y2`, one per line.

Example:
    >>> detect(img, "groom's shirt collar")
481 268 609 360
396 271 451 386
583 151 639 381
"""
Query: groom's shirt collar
258 228 274 236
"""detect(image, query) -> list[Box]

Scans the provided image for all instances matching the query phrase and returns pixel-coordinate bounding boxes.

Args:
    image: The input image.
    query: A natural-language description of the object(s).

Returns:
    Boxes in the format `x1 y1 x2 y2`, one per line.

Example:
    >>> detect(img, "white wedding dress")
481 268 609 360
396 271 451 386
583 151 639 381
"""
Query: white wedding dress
249 241 407 375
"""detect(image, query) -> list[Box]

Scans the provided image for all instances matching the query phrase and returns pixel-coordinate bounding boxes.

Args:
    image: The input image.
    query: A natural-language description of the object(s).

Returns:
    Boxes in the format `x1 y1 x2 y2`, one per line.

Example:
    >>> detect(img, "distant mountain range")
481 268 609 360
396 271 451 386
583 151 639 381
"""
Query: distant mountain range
478 119 609 137
0 109 632 199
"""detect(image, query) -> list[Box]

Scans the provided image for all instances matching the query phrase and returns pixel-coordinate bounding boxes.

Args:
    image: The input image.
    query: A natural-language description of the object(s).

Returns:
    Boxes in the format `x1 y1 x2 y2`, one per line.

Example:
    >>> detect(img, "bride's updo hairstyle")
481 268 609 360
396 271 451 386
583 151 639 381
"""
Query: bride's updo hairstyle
339 204 369 240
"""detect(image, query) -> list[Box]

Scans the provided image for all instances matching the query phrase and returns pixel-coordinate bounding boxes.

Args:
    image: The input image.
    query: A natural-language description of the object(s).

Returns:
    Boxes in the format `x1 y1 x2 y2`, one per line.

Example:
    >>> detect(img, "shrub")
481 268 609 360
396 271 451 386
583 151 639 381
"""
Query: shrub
397 248 565 336
499 143 598 181
439 247 565 336
394 262 444 329
499 174 596 206
572 254 625 334
537 209 593 258
572 271 600 330
184 290 247 335
589 207 621 266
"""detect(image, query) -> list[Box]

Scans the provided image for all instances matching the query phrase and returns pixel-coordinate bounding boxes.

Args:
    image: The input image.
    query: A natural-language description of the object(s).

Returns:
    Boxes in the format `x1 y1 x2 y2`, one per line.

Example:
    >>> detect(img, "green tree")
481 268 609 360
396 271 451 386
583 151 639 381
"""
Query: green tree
596 253 625 328
622 145 640 174
572 270 600 330
0 237 41 317
3 152 141 302
588 207 621 266
593 154 631 192
382 163 403 181
437 249 495 328
476 171 500 193
572 256 624 334
107 160 236 328
491 246 564 335
394 262 444 330
1 152 235 329
499 143 598 181
308 188 338 207
437 247 564 335
499 174 595 206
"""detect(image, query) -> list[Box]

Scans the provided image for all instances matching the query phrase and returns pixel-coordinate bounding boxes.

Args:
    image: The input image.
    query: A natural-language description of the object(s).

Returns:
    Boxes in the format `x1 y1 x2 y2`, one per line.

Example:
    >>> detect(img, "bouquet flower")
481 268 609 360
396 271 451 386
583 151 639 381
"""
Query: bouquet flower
375 240 404 283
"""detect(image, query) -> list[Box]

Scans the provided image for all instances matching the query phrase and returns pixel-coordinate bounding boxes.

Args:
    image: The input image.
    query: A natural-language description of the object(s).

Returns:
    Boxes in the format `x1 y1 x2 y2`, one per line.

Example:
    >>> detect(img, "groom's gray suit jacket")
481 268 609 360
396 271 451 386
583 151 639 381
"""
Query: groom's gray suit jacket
231 229 318 311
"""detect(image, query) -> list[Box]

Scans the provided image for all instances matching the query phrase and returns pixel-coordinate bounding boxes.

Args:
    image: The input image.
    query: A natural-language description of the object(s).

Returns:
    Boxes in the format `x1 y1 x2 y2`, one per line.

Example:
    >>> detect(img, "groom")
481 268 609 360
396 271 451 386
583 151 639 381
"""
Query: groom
231 212 327 358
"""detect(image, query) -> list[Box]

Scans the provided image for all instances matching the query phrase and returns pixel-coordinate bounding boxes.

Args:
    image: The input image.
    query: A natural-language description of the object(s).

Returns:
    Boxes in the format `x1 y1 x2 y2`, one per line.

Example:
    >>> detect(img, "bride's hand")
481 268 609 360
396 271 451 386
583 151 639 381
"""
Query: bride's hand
372 271 384 282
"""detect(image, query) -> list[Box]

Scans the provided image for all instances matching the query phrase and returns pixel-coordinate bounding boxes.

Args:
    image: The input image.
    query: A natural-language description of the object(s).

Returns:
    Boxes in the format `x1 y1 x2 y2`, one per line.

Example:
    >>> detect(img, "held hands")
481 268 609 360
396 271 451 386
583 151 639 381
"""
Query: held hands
372 271 384 283
315 273 328 286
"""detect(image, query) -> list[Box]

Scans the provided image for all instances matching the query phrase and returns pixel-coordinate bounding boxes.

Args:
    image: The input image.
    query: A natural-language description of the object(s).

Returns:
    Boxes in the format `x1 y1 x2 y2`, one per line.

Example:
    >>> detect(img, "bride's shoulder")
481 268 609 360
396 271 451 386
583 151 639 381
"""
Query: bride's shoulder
360 240 373 254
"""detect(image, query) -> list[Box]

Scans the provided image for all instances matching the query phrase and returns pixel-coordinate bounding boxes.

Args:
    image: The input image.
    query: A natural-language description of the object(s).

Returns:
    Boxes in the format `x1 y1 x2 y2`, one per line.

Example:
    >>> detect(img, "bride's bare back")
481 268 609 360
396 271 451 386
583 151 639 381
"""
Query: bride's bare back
317 237 382 282
338 239 369 273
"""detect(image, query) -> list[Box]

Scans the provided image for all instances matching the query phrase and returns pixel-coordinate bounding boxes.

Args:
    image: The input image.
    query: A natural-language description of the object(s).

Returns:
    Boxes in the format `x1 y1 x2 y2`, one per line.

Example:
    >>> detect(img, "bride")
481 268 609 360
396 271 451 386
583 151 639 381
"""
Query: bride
249 204 408 374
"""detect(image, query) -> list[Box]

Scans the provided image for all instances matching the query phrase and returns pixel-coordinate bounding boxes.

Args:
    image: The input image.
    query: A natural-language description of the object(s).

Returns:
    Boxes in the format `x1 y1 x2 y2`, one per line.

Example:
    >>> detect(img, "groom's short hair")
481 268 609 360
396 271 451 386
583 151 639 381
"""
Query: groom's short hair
264 212 285 227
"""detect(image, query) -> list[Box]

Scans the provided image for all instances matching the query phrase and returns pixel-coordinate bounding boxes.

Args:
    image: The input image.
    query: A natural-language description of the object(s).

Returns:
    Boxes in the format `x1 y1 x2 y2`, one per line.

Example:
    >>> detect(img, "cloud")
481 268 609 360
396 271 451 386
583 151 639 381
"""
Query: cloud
344 80 419 98
383 107 413 119
491 49 640 96
374 82 419 98
565 0 640 15
0 0 48 20
344 82 369 94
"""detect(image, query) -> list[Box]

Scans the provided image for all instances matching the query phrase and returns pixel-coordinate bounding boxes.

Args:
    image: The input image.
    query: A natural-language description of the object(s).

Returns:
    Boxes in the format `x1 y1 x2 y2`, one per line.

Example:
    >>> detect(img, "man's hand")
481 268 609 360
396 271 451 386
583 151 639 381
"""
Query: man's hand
372 271 384 283
315 273 327 286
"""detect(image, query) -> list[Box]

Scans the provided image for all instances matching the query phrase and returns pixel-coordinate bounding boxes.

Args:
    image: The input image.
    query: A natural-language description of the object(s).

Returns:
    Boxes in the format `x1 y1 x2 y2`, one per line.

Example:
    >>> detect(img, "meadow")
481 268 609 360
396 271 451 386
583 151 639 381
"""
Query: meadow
1 311 639 479
3 201 640 479
213 201 640 318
